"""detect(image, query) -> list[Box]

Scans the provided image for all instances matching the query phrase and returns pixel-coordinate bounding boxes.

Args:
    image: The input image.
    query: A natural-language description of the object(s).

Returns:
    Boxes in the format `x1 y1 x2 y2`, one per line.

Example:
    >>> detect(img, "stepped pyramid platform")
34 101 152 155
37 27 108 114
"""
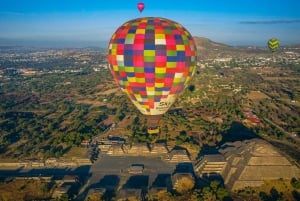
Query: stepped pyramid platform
150 143 169 154
167 149 191 163
194 154 227 175
127 143 150 155
218 139 300 190
107 144 124 155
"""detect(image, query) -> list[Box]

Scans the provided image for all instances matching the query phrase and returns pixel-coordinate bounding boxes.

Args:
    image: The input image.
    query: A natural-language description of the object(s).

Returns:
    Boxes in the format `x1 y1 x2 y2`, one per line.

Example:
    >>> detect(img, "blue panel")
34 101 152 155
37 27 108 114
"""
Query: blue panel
128 28 137 33
145 67 155 73
155 87 164 92
126 72 135 77
167 56 178 62
124 49 133 55
154 96 161 102
177 51 185 58
117 38 125 43
144 44 156 50
124 60 133 66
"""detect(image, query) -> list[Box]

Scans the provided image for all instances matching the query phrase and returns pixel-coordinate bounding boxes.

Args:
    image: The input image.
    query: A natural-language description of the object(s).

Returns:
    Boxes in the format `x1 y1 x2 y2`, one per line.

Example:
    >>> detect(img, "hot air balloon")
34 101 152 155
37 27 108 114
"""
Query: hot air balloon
107 17 197 134
137 2 145 12
268 38 280 52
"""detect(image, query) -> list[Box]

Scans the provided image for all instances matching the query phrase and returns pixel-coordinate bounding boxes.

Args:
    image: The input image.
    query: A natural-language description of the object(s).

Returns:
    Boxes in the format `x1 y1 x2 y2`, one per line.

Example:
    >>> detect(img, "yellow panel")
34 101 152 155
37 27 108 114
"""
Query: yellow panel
128 77 136 82
144 50 155 56
155 82 164 87
125 66 134 72
176 45 185 51
155 67 166 73
136 29 145 34
134 94 142 100
113 65 119 71
173 77 181 83
166 62 176 68
136 77 145 83
156 34 165 39
111 49 117 54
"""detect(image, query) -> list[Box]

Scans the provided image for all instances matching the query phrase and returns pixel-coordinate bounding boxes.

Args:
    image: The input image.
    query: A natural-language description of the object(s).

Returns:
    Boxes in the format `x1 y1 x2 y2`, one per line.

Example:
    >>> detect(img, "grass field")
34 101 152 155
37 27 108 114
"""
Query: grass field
237 179 300 201
62 146 88 159
247 90 270 100
0 179 53 201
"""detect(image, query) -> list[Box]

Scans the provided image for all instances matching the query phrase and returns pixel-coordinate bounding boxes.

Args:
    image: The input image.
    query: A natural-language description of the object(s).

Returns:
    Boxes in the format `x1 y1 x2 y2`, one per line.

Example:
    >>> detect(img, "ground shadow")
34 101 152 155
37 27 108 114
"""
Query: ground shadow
96 175 120 201
150 173 172 191
173 162 194 174
222 121 260 143
76 175 120 201
97 175 120 190
123 175 149 190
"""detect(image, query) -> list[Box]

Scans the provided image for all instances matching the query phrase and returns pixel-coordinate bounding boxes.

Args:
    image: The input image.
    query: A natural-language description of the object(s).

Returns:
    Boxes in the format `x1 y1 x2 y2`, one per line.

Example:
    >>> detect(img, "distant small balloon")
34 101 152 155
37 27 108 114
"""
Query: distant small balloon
268 38 280 52
137 2 145 12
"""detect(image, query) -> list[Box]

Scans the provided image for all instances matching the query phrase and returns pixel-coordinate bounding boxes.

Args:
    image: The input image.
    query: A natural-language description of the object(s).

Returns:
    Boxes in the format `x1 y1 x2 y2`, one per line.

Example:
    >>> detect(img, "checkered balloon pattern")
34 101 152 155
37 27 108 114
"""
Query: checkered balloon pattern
107 17 197 115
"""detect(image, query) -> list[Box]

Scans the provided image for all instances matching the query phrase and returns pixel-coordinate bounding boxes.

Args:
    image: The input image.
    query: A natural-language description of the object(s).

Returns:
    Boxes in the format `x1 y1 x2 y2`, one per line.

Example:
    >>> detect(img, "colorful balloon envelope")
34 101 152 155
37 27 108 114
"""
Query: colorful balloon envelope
107 17 197 116
268 38 280 52
137 2 145 12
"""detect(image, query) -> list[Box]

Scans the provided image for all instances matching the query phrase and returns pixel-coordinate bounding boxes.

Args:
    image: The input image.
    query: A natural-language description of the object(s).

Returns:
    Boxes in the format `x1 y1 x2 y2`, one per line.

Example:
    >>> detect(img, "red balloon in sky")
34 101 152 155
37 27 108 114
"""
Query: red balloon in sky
137 2 145 12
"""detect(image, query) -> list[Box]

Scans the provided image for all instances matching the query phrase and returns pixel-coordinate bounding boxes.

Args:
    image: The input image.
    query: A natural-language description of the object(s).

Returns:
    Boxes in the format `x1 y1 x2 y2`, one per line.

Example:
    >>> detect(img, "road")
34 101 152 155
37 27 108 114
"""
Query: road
264 117 300 143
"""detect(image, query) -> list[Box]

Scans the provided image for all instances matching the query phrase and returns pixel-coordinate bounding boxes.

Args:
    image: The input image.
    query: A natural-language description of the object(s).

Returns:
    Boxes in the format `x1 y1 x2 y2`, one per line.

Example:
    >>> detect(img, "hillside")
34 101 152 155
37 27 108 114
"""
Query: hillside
194 36 268 59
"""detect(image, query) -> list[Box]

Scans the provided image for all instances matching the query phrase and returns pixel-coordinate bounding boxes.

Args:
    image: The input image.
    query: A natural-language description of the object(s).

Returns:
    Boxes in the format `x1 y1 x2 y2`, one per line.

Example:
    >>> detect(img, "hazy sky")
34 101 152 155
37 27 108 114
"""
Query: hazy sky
0 0 299 47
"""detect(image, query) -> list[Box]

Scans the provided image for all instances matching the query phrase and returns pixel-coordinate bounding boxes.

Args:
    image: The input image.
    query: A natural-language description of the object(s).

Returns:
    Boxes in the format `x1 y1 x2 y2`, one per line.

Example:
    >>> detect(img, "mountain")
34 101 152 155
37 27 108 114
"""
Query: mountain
193 37 268 59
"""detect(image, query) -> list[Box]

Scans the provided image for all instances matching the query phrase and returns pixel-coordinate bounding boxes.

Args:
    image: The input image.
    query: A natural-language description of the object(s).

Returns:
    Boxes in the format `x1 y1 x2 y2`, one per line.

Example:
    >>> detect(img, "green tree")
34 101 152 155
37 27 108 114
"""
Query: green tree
174 176 195 194
40 183 51 194
59 193 69 201
291 177 300 189
202 186 217 201
216 187 229 200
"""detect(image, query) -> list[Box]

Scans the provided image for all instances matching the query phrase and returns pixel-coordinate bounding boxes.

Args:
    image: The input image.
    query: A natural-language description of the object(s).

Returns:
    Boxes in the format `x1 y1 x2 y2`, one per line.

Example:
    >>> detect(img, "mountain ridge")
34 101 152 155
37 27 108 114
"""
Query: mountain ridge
193 36 268 59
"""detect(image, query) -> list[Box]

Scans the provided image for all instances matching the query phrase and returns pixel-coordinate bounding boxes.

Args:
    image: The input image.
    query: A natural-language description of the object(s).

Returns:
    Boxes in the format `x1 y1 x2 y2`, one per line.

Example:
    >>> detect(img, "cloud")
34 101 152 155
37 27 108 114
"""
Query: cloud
239 19 300 24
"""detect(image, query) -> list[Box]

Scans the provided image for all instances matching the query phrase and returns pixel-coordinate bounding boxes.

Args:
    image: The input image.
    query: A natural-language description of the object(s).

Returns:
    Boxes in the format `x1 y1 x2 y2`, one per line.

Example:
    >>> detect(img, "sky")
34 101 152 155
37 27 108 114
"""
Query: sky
0 0 299 47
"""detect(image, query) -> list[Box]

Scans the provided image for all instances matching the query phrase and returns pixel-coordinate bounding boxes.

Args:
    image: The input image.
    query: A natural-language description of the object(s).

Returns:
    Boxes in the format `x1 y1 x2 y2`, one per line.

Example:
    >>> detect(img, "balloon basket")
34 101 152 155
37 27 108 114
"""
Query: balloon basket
147 126 160 134
146 115 161 134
